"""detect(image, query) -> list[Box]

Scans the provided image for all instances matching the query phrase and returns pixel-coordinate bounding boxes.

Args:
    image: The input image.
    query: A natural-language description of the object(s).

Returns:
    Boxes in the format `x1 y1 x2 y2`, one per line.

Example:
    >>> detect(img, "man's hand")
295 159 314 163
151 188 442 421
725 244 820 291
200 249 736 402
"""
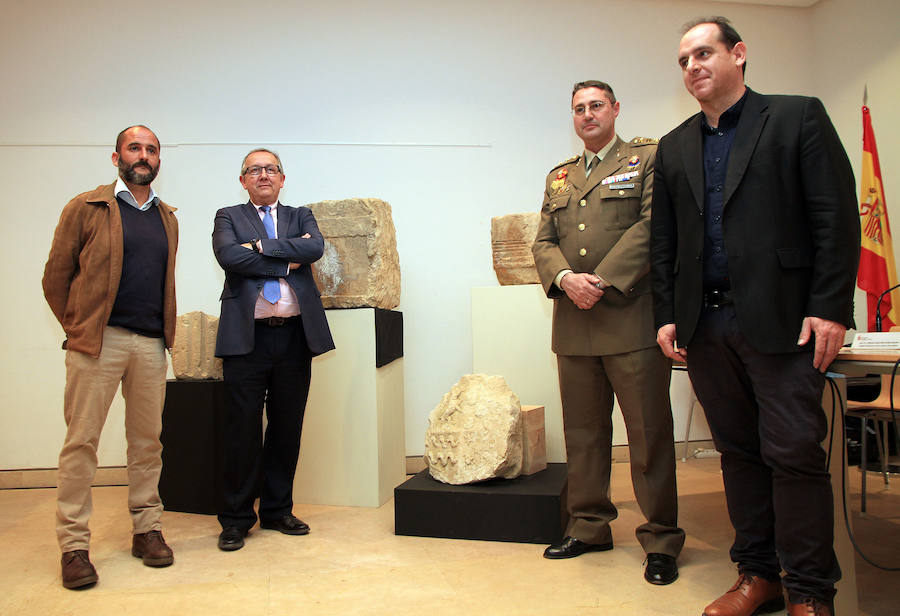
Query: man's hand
657 323 687 362
798 316 846 372
240 242 255 250
561 272 605 310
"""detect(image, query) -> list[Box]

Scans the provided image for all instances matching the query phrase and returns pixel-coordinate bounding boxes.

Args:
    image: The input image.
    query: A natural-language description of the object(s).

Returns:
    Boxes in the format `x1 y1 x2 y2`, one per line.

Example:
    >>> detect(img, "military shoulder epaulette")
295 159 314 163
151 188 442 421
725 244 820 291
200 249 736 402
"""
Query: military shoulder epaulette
630 137 658 146
549 154 579 172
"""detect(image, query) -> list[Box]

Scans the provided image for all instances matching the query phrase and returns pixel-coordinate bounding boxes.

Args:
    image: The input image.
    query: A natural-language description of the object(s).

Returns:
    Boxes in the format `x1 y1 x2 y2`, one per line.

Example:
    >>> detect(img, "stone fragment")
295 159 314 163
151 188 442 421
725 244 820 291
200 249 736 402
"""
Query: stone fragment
491 212 541 285
425 374 523 484
306 199 400 309
172 311 223 380
520 405 547 476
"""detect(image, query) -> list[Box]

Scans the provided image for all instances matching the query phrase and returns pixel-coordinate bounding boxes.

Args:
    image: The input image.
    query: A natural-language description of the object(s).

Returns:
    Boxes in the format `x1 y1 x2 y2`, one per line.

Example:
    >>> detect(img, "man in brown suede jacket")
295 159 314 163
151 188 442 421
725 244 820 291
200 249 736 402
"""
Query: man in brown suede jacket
43 125 178 589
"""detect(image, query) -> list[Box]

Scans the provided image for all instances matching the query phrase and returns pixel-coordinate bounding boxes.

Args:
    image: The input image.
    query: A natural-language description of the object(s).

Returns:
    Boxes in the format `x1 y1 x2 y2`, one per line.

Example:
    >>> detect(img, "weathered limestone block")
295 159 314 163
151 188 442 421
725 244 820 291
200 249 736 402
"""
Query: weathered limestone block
307 198 400 309
491 212 540 285
520 405 547 476
425 374 523 484
172 311 223 380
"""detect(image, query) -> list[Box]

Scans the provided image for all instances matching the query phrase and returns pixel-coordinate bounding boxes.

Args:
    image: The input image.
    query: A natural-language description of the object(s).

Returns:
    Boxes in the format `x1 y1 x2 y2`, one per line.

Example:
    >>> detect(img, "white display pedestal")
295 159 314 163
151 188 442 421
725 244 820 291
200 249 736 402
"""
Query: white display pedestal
293 308 406 507
471 285 708 463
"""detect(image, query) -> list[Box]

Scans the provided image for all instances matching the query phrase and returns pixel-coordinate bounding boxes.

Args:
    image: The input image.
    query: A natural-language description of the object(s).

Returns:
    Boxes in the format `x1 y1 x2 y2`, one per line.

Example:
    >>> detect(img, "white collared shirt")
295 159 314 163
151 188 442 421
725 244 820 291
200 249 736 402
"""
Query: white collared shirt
114 177 159 211
251 201 301 318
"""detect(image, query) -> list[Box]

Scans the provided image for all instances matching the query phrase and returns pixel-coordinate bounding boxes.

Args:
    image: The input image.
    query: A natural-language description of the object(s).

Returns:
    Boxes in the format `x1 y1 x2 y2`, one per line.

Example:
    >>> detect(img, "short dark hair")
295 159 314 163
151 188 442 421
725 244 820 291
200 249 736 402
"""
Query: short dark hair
683 16 746 76
572 81 616 105
115 125 159 153
241 148 283 175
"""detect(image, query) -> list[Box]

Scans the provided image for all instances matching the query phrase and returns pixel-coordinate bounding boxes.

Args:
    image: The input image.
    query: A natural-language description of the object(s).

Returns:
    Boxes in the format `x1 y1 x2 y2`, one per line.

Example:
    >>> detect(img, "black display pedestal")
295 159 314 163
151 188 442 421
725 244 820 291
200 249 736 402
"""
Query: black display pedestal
393 463 569 544
158 379 225 515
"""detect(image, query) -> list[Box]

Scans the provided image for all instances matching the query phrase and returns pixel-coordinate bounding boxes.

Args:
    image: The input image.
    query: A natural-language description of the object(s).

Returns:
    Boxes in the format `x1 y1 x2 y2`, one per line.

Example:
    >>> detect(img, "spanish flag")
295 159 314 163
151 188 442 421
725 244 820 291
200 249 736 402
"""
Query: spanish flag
857 104 898 331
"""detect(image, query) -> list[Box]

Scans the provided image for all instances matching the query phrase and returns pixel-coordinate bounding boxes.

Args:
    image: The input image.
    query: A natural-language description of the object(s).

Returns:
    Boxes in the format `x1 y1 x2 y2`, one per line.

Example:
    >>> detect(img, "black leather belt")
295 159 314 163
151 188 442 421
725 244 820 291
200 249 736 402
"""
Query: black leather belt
255 316 299 327
703 288 734 309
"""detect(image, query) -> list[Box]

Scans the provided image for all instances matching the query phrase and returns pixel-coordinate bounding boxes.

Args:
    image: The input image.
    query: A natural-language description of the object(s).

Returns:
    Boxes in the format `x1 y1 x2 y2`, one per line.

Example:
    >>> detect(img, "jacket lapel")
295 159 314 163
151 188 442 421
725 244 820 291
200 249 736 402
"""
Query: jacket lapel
680 115 705 214
724 89 768 208
567 156 586 194
241 202 269 238
275 202 289 238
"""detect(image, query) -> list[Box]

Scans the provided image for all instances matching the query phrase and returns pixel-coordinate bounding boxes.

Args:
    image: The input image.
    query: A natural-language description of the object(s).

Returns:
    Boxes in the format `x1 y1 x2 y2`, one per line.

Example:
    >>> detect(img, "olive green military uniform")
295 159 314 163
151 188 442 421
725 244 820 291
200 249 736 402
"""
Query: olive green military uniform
532 136 684 557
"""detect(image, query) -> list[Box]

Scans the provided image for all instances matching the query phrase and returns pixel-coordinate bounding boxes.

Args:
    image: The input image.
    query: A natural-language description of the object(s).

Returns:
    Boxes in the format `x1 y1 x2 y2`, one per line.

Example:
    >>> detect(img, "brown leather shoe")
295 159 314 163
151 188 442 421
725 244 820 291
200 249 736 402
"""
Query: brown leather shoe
61 550 98 589
132 530 174 567
703 573 785 616
788 597 832 616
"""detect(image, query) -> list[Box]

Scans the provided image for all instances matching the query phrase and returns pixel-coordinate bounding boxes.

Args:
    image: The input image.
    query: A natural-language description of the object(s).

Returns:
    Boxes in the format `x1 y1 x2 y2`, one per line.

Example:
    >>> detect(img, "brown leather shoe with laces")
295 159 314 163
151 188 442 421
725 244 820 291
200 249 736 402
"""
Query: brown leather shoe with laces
132 530 174 567
703 573 785 616
61 550 98 589
788 597 832 616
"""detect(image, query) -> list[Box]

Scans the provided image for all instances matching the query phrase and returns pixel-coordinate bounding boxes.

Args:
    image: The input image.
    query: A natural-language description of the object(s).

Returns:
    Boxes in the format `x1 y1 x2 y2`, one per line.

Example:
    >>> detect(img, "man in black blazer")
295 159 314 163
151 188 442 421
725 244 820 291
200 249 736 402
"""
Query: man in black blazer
650 18 859 616
212 148 335 551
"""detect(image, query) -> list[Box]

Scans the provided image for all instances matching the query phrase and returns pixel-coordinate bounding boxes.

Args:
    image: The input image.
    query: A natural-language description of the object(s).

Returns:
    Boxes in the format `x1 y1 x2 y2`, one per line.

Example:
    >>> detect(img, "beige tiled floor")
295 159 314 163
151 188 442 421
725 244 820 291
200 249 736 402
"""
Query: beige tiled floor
0 458 896 615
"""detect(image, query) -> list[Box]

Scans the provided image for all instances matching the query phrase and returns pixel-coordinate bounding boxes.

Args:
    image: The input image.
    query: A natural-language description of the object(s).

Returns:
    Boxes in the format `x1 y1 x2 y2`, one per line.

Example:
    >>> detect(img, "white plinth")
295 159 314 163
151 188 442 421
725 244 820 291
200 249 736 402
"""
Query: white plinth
293 308 406 507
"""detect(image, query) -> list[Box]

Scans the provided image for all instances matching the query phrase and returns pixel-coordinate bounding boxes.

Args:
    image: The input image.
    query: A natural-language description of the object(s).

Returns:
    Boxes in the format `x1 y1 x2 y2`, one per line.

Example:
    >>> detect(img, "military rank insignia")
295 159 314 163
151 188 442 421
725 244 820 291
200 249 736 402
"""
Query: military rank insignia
551 168 569 194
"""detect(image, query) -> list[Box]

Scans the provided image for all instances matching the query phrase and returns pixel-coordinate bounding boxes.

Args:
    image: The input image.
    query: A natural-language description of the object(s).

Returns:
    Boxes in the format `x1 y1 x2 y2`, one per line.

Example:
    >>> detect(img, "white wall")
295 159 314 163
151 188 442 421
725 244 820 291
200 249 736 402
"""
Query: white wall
811 0 900 331
1 0 896 469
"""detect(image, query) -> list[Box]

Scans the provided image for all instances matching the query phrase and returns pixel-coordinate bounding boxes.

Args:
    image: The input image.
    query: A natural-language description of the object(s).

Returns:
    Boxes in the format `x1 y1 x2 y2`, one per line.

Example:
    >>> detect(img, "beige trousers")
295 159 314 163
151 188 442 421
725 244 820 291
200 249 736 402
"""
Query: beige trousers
56 326 168 552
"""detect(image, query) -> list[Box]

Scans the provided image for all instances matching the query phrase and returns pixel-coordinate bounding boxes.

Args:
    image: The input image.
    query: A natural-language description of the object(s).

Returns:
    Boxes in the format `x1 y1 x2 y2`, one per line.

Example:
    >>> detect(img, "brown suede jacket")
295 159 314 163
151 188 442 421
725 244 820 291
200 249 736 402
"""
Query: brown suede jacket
42 182 178 358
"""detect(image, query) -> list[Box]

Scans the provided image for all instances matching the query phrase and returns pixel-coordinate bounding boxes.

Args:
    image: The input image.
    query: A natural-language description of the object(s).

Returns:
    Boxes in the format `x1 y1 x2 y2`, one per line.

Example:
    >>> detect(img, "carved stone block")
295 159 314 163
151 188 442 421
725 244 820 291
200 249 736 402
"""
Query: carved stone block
520 405 547 476
425 374 523 485
172 311 223 380
491 212 540 285
307 198 400 309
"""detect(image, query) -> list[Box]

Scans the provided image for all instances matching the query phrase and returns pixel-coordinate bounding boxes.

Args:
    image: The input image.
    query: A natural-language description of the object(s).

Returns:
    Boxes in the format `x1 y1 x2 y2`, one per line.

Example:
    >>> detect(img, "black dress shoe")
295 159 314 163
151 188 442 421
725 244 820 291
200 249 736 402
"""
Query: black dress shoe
260 514 310 536
543 536 613 559
218 526 248 551
644 553 678 585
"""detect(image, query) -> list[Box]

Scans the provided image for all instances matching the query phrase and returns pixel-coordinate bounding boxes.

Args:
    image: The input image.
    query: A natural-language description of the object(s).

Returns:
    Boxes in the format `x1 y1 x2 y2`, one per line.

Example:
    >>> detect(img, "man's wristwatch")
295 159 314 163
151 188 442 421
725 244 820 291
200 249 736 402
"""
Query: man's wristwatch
250 239 260 253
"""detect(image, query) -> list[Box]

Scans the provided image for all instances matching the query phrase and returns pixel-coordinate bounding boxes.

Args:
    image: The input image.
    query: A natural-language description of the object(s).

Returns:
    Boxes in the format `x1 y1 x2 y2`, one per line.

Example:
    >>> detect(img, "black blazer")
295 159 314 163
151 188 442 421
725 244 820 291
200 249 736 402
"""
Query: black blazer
212 202 335 357
650 89 860 354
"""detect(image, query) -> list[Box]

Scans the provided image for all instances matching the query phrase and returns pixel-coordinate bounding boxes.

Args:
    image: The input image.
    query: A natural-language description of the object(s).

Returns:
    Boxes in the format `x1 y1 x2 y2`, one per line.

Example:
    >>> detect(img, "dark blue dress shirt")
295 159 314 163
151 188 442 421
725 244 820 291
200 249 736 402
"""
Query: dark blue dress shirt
702 90 748 288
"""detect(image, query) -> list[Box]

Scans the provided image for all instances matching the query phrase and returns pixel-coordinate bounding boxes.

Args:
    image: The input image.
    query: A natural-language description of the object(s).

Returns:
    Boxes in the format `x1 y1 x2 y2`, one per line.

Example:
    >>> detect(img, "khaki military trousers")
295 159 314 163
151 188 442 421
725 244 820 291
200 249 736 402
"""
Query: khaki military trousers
557 345 685 557
56 326 168 552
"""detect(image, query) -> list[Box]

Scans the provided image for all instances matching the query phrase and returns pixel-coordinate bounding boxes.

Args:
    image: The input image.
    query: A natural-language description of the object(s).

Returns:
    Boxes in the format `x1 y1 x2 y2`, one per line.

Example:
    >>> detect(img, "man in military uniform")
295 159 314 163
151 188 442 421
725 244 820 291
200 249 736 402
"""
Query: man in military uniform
532 81 684 585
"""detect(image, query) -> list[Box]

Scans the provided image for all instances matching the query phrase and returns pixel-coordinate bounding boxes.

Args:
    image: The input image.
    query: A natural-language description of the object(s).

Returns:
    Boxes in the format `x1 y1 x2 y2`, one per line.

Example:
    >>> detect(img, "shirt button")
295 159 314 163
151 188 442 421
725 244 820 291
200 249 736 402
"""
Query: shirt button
714 216 721 222
579 199 587 207
579 248 587 256
715 186 723 192
578 223 585 231
715 157 721 163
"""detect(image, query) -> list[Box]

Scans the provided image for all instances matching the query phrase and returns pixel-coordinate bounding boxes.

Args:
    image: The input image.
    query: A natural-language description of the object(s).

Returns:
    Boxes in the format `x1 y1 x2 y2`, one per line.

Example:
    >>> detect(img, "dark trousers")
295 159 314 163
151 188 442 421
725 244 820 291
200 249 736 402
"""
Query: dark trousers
218 318 312 530
687 305 840 603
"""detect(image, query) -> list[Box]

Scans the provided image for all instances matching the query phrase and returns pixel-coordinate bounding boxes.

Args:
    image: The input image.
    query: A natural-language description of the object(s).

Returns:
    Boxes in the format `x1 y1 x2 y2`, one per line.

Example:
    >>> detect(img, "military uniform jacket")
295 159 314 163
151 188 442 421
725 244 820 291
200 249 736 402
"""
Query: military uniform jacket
533 136 658 356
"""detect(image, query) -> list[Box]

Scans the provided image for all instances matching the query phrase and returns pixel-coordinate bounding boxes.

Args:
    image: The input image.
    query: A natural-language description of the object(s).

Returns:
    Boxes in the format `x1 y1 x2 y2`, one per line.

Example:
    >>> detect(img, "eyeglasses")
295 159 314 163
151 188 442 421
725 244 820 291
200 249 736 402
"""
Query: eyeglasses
572 100 608 117
243 165 282 177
